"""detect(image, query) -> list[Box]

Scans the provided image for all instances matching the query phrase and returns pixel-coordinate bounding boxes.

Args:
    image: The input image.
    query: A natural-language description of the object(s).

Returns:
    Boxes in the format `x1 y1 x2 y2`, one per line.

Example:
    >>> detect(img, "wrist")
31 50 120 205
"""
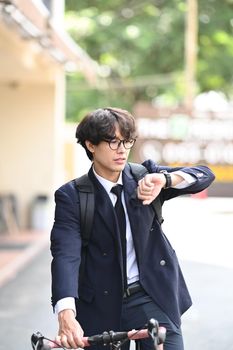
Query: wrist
58 309 76 320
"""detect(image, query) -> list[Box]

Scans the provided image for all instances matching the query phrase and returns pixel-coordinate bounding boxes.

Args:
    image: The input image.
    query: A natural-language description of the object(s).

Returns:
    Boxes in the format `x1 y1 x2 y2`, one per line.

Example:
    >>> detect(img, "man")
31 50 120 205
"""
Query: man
50 107 215 350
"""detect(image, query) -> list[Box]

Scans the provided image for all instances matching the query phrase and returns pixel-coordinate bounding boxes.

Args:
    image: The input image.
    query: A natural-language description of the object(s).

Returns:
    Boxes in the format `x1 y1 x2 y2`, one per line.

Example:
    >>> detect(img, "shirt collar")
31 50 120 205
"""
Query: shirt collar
92 166 123 195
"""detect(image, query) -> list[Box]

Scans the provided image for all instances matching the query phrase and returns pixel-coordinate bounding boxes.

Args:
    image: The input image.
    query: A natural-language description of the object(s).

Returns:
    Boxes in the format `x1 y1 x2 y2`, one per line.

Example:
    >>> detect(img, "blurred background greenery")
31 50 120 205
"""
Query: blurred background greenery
64 0 233 121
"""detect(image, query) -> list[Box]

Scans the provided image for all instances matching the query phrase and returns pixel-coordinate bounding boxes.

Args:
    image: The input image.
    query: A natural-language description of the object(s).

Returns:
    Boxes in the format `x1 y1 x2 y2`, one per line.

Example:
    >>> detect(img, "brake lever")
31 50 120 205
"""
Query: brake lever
148 318 160 350
31 332 51 350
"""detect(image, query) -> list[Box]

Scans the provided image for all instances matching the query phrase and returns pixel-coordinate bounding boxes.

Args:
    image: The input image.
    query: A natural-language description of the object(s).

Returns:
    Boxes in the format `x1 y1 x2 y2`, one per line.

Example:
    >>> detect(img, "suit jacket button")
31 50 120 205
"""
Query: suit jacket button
103 252 107 256
150 227 154 231
104 290 109 295
160 260 166 266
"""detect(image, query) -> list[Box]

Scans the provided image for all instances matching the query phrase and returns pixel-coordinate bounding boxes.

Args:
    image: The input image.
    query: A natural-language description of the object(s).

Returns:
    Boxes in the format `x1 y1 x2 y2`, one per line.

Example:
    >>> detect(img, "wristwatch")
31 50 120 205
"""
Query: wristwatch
160 170 172 188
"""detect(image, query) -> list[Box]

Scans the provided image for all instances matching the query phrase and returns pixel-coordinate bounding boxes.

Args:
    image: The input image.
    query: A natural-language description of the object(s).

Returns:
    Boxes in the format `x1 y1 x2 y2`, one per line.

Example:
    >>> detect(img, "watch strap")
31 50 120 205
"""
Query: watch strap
160 171 172 188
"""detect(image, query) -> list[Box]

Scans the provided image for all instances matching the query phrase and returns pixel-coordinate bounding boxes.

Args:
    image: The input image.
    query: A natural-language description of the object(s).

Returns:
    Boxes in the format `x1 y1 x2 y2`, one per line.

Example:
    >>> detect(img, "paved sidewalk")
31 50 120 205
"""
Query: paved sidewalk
0 230 49 287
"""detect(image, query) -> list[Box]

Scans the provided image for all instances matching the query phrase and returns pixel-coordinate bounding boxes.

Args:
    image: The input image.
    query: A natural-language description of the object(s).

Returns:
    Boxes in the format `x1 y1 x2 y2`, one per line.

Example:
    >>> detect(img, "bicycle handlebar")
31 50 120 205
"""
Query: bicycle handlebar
31 319 166 350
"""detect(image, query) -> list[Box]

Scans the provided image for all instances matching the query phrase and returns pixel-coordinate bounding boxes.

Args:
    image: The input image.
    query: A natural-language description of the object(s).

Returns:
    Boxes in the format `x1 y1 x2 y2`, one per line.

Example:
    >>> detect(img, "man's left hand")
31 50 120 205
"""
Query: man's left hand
137 173 166 205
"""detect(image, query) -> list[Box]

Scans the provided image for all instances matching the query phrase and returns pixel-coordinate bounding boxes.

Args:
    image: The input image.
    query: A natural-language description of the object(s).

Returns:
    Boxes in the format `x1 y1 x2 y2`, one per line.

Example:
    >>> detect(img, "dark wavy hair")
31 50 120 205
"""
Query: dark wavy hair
75 107 137 160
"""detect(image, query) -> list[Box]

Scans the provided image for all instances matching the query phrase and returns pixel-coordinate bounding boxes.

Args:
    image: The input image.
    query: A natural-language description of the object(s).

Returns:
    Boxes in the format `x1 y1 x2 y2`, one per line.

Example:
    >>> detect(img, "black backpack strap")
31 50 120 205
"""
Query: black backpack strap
129 162 164 224
128 162 149 179
74 174 95 247
150 197 164 224
74 174 95 284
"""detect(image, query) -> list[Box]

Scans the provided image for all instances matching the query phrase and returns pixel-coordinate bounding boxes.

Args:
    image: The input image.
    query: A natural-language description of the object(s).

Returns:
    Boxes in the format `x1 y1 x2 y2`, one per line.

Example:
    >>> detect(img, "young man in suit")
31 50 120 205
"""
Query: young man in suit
50 107 215 350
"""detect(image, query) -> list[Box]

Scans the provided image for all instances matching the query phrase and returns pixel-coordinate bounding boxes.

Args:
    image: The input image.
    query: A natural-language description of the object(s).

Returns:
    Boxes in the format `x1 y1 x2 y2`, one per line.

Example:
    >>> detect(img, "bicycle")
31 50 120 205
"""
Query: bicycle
31 318 166 350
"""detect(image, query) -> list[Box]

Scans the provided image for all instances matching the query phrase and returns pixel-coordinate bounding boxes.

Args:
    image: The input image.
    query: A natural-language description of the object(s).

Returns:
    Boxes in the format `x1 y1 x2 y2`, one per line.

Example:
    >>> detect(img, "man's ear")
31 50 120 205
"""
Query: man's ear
85 140 95 154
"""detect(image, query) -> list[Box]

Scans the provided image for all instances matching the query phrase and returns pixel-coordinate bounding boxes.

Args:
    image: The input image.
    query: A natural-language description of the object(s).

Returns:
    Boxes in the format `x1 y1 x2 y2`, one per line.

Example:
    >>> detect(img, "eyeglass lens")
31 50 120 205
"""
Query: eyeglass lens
109 139 135 149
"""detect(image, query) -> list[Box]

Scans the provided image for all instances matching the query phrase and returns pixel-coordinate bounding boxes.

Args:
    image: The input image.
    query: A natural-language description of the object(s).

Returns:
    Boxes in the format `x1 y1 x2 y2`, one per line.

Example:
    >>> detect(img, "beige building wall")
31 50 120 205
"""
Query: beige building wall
0 75 65 229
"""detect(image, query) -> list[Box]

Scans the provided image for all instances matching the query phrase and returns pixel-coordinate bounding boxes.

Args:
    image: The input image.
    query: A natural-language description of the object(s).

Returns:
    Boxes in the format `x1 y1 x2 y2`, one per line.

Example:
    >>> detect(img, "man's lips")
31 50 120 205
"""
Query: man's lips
114 157 126 163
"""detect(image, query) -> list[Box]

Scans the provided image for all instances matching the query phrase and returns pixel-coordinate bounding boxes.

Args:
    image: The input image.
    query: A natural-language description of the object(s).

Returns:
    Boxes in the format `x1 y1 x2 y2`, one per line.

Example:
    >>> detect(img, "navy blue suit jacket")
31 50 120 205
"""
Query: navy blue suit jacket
50 160 215 335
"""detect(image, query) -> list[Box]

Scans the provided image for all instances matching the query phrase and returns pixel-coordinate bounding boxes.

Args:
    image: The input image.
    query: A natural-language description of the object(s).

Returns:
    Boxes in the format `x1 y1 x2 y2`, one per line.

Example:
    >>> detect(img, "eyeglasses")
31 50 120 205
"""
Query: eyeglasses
103 138 136 150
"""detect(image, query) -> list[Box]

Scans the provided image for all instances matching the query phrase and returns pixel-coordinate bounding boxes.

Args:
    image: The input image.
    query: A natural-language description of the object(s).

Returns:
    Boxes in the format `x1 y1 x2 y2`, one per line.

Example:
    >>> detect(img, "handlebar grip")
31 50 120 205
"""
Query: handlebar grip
40 344 52 350
40 337 90 349
128 326 166 344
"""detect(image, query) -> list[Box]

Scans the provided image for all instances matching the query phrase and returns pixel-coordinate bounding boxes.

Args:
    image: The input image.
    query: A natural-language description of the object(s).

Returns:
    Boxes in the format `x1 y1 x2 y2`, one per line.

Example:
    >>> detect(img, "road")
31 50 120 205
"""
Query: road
0 247 57 350
0 197 232 350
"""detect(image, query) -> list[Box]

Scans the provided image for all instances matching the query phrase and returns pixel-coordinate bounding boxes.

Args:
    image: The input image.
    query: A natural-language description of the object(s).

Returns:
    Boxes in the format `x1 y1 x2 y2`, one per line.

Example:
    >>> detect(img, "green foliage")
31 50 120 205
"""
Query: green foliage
65 0 233 121
66 74 134 121
198 0 233 96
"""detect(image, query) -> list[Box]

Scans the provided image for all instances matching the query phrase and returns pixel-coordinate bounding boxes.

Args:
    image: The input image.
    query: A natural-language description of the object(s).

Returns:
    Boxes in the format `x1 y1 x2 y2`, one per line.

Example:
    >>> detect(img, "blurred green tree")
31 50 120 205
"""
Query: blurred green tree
65 0 233 121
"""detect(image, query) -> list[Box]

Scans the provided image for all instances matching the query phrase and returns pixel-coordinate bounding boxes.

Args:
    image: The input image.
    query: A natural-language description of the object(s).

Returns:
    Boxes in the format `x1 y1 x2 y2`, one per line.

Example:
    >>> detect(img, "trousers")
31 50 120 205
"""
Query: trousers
120 289 184 350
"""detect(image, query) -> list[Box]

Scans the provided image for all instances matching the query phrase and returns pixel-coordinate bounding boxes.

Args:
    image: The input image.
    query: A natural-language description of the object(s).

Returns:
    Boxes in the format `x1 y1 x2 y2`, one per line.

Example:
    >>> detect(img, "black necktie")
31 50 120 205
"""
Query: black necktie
111 185 127 289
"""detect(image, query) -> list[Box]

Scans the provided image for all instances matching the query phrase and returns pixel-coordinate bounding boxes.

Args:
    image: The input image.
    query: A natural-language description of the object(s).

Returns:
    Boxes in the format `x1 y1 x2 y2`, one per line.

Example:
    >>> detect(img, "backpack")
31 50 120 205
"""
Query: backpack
74 162 164 251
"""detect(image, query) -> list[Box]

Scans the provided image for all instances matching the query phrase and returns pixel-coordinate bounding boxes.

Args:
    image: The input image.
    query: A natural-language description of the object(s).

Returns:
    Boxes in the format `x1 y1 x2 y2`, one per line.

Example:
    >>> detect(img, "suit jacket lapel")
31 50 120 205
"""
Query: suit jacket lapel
88 168 121 243
122 164 145 236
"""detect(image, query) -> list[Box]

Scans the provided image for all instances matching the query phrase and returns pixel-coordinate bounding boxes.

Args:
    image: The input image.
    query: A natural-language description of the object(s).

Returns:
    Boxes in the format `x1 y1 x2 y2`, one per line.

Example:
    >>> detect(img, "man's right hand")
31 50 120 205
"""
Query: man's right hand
57 309 85 349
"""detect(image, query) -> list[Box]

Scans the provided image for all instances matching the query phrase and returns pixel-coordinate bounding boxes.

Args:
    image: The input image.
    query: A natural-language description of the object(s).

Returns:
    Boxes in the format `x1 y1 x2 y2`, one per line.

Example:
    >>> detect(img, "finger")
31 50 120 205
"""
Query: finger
139 196 153 205
58 333 83 349
138 183 153 195
142 199 153 205
141 176 154 187
55 336 62 346
143 181 153 189
142 194 159 205
142 186 153 193
66 335 79 349
137 189 153 199
137 191 160 205
60 335 71 349
73 333 85 348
